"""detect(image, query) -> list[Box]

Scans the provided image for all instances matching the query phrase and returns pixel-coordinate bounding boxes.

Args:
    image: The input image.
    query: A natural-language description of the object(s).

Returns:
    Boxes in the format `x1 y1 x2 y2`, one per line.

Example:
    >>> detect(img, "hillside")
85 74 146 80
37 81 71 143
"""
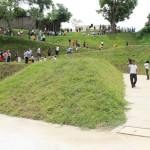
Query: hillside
0 35 68 60
0 63 26 81
0 57 126 129
136 26 150 45
81 45 150 74
0 33 150 75
0 31 149 129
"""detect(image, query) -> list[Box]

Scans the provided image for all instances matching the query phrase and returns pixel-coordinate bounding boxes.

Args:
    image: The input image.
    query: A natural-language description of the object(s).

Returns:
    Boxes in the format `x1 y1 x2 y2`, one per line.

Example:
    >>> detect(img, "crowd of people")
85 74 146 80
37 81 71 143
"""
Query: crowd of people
0 46 59 63
23 46 59 64
0 50 11 62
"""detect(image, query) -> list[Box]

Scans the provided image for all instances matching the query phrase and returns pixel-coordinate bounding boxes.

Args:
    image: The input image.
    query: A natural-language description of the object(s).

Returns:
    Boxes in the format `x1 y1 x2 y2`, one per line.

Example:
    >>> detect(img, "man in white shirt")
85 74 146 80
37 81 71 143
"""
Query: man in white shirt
55 46 59 55
129 60 138 88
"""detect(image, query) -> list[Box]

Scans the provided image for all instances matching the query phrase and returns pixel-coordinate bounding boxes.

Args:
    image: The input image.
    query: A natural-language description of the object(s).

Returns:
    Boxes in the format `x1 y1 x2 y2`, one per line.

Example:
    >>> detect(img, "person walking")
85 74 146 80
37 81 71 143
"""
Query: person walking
144 61 149 80
55 46 59 55
129 60 138 88
24 50 28 64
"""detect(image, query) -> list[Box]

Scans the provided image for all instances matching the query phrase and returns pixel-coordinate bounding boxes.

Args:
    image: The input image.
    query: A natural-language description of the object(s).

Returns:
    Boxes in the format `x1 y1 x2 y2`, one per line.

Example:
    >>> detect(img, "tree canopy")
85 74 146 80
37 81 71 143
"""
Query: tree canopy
27 0 53 12
97 0 138 31
0 0 26 26
43 3 72 31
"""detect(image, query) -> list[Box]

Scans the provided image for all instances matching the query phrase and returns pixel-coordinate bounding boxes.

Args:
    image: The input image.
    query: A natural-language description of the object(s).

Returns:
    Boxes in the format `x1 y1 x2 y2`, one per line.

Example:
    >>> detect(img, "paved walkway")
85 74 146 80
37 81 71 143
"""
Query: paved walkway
114 74 150 138
0 74 150 150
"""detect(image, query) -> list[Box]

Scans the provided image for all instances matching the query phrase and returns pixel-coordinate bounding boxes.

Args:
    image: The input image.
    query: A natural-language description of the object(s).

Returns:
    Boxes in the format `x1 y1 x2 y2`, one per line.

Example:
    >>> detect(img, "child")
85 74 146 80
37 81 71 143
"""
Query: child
76 46 79 53
44 56 47 61
31 55 34 63
52 55 56 61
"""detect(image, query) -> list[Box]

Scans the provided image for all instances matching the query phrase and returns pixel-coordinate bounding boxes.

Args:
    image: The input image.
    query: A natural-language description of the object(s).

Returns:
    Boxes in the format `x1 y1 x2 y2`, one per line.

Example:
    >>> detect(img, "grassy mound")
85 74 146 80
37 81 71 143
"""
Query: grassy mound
0 57 126 129
0 63 26 81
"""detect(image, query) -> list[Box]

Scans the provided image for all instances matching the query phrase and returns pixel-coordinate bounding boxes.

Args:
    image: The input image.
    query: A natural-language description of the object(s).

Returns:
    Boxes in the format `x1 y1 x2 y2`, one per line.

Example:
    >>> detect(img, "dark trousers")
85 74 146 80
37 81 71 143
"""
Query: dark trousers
146 69 149 79
25 57 28 64
130 74 137 86
7 56 10 62
55 51 59 55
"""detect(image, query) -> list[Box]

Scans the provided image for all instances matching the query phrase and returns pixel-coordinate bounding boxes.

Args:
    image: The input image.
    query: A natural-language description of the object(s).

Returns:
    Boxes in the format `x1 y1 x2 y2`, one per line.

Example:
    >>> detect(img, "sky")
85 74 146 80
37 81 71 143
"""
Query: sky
53 0 150 31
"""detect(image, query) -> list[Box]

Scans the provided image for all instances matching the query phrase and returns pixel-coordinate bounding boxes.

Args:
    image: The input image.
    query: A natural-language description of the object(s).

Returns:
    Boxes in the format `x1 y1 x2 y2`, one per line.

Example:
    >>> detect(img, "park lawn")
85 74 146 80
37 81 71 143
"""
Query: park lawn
0 56 127 129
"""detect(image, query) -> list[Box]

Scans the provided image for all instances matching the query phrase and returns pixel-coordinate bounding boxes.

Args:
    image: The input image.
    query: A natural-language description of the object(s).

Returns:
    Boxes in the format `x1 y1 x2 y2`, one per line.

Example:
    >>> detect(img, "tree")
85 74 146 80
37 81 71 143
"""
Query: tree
0 1 26 22
0 0 17 27
27 0 53 12
28 7 44 28
97 0 138 32
44 3 72 31
0 0 27 27
14 7 27 17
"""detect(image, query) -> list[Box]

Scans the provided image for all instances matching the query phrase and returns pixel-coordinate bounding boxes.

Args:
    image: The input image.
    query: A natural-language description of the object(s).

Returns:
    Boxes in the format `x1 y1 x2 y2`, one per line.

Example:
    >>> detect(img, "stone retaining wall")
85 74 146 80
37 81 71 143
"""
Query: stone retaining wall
0 17 36 29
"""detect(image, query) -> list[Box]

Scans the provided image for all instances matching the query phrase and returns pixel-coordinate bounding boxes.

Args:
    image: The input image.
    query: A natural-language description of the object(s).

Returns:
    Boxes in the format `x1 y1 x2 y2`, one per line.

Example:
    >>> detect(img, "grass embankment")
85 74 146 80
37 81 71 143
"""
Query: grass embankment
73 45 150 75
1 32 150 75
6 29 138 49
46 32 137 49
0 57 126 129
136 26 150 45
0 35 68 60
0 63 26 81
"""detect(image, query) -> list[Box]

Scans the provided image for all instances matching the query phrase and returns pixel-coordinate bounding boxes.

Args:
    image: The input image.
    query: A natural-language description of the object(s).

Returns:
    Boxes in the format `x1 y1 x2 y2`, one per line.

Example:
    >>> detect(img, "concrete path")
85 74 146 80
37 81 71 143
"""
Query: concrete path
116 74 150 138
0 74 150 150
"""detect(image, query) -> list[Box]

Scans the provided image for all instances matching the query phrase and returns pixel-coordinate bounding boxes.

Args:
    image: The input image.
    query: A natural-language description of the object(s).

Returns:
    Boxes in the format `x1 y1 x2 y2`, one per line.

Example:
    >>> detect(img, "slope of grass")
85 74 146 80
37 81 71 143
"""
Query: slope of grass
0 35 68 60
2 30 138 49
99 45 150 74
0 57 126 129
0 63 26 81
137 34 150 45
75 45 150 75
40 32 138 49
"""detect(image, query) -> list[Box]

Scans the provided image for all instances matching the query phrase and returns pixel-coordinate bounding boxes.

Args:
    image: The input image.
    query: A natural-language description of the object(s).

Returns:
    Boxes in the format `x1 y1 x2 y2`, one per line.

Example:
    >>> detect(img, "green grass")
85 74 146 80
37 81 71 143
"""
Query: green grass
0 35 68 60
0 56 126 129
24 32 138 49
0 31 149 129
78 45 150 75
0 63 26 81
